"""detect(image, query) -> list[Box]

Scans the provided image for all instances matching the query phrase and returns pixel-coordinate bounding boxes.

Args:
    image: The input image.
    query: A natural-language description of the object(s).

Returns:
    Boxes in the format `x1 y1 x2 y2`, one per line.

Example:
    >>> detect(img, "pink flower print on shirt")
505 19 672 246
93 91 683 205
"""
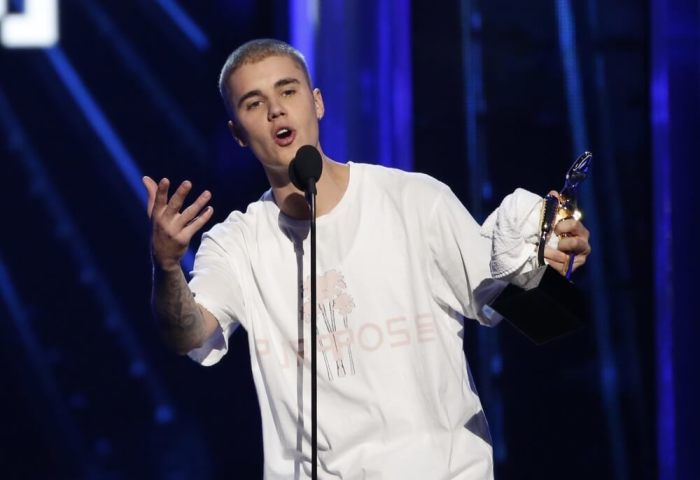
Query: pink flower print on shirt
303 269 356 381
318 270 346 301
334 292 355 316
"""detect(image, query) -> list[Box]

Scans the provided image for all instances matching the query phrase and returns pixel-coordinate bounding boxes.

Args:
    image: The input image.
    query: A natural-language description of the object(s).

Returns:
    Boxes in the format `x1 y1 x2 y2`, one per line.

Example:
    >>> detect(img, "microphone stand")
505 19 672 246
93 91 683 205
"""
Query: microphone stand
305 179 318 480
289 145 322 478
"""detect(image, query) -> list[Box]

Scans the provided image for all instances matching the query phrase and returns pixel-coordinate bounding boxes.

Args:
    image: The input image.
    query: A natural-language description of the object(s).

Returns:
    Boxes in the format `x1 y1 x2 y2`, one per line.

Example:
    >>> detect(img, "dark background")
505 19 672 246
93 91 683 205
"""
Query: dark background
0 0 696 478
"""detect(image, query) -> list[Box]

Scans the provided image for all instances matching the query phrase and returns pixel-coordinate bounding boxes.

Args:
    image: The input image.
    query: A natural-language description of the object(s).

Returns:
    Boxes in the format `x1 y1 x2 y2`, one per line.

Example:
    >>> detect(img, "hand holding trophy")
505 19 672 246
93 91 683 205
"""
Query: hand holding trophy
490 152 593 344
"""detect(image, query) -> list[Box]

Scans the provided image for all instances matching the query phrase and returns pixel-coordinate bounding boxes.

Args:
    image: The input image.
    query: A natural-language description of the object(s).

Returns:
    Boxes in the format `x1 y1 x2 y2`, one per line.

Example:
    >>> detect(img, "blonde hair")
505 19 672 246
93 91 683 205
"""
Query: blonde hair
218 39 312 118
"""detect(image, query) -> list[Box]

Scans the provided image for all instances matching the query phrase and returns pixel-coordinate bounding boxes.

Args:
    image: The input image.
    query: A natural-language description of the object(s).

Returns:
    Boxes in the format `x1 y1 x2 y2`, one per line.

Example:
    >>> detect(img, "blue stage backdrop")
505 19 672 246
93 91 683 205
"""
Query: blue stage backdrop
0 0 692 478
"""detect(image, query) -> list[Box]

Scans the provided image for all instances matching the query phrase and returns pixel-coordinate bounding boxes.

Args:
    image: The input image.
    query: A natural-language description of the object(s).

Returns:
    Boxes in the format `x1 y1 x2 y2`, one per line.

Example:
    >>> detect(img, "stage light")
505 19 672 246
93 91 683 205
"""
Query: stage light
0 0 59 48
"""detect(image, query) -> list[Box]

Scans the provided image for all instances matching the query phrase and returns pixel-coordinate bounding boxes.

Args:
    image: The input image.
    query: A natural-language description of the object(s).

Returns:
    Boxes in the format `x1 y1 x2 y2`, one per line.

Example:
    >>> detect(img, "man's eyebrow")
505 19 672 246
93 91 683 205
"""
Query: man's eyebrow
274 77 301 88
237 89 262 109
236 78 302 109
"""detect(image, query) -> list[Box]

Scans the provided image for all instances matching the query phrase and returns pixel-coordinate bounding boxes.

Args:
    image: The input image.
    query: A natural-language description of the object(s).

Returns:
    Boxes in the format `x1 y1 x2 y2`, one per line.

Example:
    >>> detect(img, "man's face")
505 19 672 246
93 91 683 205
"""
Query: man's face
227 55 324 174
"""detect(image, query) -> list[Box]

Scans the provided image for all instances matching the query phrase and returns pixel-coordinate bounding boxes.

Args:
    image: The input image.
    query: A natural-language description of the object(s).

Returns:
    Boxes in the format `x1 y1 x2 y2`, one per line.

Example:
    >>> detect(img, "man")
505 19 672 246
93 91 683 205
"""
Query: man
143 39 590 479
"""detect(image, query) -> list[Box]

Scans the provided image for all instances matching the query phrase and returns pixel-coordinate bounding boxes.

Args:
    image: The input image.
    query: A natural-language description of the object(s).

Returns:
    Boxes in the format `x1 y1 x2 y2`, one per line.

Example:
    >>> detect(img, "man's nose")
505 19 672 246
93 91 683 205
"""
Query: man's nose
268 100 285 120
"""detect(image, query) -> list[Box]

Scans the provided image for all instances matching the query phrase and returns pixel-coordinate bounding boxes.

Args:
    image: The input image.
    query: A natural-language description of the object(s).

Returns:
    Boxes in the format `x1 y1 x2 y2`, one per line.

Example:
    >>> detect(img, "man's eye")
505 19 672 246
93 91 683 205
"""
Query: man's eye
247 100 262 110
282 89 296 97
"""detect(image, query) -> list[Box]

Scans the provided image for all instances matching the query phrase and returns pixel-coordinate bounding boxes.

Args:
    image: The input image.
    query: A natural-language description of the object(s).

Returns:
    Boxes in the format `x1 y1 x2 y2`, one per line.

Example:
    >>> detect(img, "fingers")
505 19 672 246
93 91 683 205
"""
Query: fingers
545 217 591 276
146 177 212 235
554 218 590 240
146 178 200 219
182 206 214 237
142 176 158 218
544 247 588 275
555 218 591 253
557 254 587 273
164 180 193 217
544 246 569 266
177 189 212 228
153 178 170 215
570 253 587 271
557 235 591 256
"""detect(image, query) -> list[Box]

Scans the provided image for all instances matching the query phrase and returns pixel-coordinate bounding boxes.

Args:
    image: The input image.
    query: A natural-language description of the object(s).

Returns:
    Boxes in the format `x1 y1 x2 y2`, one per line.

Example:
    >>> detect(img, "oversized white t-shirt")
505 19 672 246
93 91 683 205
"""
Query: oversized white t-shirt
188 162 541 479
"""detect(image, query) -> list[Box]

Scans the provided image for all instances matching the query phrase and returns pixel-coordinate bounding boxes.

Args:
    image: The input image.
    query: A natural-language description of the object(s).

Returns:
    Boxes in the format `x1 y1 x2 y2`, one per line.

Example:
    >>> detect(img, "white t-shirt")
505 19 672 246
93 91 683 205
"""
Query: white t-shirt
188 162 541 479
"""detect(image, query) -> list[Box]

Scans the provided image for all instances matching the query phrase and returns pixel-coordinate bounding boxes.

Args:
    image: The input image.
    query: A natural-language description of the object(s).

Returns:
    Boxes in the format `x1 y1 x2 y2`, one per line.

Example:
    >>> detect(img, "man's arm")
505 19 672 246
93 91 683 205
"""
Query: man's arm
143 176 218 355
152 264 219 354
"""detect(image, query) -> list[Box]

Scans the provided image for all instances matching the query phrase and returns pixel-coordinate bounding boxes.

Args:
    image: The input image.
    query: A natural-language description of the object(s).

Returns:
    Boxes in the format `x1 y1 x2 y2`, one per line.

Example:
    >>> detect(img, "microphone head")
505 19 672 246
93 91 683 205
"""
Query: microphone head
289 145 323 192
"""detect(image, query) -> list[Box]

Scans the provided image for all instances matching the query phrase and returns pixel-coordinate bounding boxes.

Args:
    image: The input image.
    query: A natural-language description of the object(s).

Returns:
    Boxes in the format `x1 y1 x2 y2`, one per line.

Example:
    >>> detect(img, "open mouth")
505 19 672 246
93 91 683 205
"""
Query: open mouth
276 128 292 139
273 127 296 146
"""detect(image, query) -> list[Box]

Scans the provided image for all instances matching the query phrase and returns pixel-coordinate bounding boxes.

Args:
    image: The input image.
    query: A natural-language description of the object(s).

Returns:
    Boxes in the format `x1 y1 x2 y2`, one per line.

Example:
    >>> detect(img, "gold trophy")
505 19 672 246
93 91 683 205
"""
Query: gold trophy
490 152 592 344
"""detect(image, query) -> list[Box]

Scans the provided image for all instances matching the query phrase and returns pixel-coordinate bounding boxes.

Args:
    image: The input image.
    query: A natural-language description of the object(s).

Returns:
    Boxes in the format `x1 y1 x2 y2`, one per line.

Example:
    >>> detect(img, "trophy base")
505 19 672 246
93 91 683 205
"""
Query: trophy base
489 265 586 345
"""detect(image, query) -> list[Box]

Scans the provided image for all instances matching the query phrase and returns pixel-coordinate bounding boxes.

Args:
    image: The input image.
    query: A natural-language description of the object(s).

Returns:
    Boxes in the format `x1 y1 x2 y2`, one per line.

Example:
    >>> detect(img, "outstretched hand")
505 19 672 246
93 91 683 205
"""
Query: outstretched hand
143 176 214 271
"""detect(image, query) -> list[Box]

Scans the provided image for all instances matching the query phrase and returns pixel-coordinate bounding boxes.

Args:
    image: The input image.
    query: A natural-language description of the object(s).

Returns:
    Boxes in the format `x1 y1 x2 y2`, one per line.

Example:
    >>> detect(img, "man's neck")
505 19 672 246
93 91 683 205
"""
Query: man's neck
267 154 350 220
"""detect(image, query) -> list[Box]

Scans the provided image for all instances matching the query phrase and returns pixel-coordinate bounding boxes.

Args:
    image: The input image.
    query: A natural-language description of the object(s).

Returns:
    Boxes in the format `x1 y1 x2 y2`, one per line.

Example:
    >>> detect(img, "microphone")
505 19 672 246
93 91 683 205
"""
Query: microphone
289 145 323 196
288 144 322 479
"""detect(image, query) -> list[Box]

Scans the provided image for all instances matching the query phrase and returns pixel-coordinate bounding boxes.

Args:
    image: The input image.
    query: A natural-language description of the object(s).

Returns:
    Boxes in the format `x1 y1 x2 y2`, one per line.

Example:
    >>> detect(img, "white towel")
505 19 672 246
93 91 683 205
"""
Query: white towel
481 188 547 279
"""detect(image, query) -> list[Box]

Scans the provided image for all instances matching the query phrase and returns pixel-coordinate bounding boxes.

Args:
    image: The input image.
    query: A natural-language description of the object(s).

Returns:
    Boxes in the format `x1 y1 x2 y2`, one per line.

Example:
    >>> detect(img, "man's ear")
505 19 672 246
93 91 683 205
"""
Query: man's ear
228 120 248 147
313 88 325 120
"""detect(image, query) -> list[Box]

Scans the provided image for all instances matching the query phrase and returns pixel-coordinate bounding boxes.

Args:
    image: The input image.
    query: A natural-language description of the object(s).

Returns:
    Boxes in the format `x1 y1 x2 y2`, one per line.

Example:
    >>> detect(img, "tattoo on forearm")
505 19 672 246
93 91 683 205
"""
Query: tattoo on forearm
152 267 204 352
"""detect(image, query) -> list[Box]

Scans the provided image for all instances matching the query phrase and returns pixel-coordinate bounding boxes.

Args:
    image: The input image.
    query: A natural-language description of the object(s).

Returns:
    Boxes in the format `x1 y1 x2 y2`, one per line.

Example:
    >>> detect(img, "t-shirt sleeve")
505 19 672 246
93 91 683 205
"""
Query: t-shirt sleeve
186 222 248 366
427 186 542 326
427 186 507 326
